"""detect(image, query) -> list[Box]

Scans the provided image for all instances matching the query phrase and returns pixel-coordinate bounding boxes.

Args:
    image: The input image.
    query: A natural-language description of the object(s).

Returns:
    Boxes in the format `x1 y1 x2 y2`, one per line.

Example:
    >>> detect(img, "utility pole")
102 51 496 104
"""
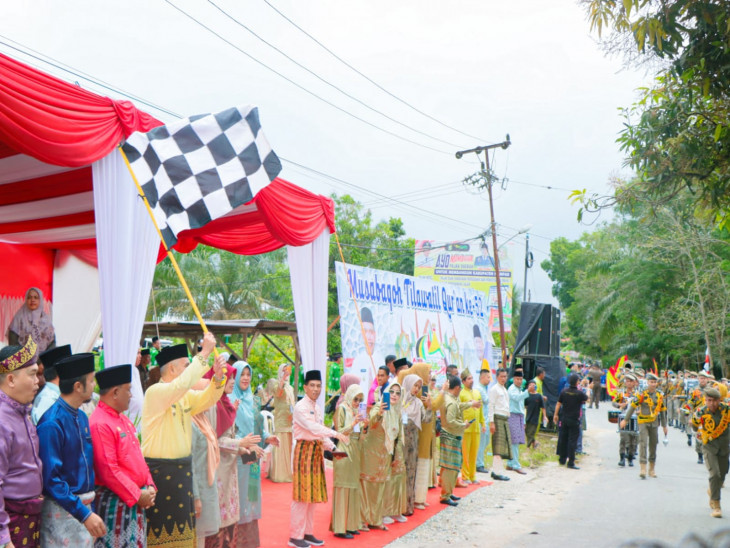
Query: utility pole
456 135 511 366
523 232 531 302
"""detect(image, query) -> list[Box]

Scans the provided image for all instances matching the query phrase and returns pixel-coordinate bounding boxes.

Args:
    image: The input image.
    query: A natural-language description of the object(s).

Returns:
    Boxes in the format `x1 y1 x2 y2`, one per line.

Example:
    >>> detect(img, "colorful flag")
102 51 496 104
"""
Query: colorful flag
606 355 626 399
651 358 659 376
122 105 281 247
704 347 711 372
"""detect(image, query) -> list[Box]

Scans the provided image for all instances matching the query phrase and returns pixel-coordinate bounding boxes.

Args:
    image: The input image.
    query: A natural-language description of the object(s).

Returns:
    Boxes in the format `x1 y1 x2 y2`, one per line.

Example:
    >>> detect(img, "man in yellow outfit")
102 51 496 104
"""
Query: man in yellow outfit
459 370 484 485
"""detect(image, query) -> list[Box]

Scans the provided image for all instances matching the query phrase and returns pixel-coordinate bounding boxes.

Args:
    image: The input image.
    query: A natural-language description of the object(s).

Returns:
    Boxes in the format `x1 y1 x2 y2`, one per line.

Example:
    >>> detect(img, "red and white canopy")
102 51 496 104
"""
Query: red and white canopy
0 52 334 415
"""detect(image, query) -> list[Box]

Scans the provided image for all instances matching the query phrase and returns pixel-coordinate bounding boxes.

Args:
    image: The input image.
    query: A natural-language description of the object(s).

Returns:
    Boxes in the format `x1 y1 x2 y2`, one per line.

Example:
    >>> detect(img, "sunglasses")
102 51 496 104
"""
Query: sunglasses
390 390 401 395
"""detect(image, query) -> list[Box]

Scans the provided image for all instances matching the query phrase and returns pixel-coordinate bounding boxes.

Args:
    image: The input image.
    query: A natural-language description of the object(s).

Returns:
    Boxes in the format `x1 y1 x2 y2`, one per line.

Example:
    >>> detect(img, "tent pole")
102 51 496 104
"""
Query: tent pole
118 146 218 357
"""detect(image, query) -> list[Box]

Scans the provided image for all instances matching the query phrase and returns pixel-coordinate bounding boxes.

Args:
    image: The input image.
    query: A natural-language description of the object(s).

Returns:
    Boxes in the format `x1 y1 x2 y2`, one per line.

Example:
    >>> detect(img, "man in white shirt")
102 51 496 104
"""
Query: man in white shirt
487 368 512 481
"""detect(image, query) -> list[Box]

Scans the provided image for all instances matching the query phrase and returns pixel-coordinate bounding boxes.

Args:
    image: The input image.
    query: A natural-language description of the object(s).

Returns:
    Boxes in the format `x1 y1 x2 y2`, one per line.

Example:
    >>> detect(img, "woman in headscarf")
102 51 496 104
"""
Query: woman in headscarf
330 383 368 539
383 379 408 525
229 362 279 547
202 367 260 548
359 381 402 531
399 373 432 515
412 364 441 509
8 287 55 353
268 363 295 483
335 373 361 414
367 366 390 407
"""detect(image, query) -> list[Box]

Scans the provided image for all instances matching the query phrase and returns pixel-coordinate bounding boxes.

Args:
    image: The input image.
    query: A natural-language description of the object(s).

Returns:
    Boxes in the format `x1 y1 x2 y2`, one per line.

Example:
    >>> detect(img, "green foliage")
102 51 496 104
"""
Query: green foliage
579 0 730 227
543 198 730 374
225 336 293 386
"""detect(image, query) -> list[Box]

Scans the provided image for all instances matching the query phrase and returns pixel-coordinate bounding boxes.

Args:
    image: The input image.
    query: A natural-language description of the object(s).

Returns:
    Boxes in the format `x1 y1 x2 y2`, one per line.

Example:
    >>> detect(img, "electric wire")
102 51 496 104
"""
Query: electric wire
162 0 454 156
209 0 467 150
260 0 489 143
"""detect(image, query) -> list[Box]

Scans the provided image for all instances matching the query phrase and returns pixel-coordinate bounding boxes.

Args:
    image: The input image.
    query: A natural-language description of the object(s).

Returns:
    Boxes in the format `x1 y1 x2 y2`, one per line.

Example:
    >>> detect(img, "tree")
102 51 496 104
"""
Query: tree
577 0 730 227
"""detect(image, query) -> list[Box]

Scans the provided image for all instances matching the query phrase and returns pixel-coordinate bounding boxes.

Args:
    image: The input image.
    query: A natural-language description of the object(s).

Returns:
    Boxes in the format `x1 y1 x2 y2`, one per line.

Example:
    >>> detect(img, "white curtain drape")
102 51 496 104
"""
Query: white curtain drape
53 251 101 352
92 148 159 425
287 229 330 410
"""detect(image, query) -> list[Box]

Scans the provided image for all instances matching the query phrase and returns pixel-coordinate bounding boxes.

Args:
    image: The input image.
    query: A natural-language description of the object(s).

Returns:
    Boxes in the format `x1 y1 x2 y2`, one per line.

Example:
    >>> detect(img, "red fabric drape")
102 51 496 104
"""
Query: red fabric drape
157 178 336 262
0 242 55 299
0 167 92 206
0 53 162 167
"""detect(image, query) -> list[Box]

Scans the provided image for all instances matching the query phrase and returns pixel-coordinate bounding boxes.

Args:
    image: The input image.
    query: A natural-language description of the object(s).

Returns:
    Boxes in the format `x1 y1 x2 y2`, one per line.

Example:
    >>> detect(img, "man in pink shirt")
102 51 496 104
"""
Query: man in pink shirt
289 370 348 548
90 364 156 548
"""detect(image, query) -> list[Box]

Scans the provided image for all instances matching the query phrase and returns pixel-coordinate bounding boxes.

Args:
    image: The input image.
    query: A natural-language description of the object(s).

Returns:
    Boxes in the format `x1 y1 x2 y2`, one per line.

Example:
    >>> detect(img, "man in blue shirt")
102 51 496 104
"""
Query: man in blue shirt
31 344 71 425
506 370 530 474
475 368 492 473
37 353 107 547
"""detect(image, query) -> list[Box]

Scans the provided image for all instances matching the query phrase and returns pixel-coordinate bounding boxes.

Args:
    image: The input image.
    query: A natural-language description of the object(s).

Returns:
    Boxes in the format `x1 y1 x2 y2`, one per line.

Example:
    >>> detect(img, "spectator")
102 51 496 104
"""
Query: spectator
524 380 546 449
475 368 492 473
553 374 587 469
31 344 71 425
0 337 44 548
90 364 156 548
7 287 55 353
507 370 530 475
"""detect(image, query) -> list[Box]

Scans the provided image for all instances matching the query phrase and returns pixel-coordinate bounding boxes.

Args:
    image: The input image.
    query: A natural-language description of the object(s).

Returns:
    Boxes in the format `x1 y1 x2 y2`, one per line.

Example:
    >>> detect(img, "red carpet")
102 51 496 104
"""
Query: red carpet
259 470 491 547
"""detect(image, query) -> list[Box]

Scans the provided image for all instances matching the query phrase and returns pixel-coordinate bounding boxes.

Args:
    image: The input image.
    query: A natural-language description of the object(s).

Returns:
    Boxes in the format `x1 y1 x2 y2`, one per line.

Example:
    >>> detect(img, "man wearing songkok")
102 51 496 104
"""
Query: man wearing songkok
440 376 469 506
691 386 730 518
621 372 668 479
37 352 107 547
90 364 156 548
289 370 348 548
458 369 484 484
488 368 512 481
141 332 225 548
31 344 71 425
0 336 43 548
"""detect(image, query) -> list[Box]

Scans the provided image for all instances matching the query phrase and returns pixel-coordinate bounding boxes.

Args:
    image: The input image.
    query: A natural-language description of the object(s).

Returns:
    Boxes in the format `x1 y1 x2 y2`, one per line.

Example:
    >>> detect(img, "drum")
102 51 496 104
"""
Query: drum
619 415 638 433
608 410 620 424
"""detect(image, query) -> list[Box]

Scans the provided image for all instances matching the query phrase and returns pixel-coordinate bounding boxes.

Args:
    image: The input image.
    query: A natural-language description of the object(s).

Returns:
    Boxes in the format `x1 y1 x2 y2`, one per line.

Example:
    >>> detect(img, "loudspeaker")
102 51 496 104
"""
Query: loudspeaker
517 303 560 357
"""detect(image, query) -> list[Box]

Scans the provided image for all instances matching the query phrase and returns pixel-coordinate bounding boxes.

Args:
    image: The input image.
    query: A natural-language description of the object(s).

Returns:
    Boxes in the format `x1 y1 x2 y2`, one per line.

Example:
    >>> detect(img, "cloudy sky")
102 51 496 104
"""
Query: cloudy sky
0 0 651 307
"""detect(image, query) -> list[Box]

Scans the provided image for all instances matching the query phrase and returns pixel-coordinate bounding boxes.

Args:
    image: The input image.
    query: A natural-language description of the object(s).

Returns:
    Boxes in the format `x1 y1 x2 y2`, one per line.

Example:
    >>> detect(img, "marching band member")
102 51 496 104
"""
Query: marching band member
621 373 667 479
613 373 639 467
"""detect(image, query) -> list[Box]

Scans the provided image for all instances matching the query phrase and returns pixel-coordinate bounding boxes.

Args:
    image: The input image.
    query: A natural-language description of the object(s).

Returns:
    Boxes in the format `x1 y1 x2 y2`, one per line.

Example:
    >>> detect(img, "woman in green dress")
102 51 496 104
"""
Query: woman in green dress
359 381 402 531
330 383 368 539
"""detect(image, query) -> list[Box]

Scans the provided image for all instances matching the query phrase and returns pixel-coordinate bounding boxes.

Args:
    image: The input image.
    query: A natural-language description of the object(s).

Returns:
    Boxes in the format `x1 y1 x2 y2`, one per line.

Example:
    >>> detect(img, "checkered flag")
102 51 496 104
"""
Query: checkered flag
122 105 282 248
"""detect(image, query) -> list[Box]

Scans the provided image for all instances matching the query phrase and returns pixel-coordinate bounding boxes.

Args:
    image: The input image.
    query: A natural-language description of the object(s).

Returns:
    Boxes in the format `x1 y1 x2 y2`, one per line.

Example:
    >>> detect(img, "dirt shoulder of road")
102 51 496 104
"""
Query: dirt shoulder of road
387 429 602 547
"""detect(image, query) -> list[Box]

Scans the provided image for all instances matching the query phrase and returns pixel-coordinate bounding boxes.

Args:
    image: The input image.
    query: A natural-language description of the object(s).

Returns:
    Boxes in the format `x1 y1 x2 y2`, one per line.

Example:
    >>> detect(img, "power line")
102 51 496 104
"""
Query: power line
208 0 466 150
162 0 454 156
279 156 487 232
260 0 489 143
0 37 489 236
0 35 183 120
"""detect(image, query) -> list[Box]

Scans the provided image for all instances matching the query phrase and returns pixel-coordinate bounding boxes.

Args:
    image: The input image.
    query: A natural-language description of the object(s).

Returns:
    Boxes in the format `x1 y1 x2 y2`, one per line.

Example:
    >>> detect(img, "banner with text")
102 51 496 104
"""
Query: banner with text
335 261 494 393
414 239 512 333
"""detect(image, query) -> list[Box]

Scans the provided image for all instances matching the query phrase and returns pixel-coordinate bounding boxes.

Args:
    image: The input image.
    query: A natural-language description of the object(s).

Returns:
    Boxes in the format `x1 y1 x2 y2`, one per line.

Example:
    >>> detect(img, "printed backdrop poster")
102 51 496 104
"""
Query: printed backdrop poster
335 261 494 394
414 239 513 332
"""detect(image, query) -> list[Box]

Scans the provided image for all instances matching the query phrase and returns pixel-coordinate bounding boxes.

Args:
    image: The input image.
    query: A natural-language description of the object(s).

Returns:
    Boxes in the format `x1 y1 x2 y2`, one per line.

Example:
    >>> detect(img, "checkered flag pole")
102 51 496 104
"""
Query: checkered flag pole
118 105 282 343
121 105 282 249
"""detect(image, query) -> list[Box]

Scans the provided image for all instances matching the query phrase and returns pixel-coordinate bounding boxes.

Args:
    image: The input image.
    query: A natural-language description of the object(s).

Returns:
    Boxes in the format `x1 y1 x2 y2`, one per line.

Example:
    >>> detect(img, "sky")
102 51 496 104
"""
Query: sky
0 0 652 308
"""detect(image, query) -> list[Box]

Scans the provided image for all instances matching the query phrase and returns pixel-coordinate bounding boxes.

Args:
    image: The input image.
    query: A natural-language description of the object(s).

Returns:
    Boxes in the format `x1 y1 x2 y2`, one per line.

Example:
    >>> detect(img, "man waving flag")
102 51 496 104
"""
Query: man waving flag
121 105 281 247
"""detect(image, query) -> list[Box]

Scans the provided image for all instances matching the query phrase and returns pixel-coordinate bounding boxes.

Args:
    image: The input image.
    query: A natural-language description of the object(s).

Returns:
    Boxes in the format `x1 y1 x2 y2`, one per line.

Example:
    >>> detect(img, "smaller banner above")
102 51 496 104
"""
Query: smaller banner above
335 261 492 394
414 239 512 332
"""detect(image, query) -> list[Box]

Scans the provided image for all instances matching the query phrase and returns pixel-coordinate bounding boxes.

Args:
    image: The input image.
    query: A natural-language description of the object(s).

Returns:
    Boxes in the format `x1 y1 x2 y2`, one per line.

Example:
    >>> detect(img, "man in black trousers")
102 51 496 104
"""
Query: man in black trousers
553 374 587 469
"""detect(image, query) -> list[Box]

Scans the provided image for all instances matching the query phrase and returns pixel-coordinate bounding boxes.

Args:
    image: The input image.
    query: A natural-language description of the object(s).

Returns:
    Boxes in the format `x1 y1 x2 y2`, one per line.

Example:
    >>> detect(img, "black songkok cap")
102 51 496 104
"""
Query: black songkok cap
56 353 95 380
156 344 189 366
393 357 410 369
361 307 374 325
140 348 151 356
39 344 72 368
96 364 132 390
304 370 322 383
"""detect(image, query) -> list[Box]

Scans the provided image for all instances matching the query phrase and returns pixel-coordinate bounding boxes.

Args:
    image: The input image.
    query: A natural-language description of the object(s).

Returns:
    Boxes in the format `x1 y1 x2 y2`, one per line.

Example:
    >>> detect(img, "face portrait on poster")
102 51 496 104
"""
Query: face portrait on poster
335 262 493 393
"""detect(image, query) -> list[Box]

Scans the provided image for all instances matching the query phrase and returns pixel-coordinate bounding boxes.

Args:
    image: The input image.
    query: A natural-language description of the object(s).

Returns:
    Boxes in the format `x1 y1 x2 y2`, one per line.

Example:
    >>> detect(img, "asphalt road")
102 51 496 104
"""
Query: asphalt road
508 405 721 547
